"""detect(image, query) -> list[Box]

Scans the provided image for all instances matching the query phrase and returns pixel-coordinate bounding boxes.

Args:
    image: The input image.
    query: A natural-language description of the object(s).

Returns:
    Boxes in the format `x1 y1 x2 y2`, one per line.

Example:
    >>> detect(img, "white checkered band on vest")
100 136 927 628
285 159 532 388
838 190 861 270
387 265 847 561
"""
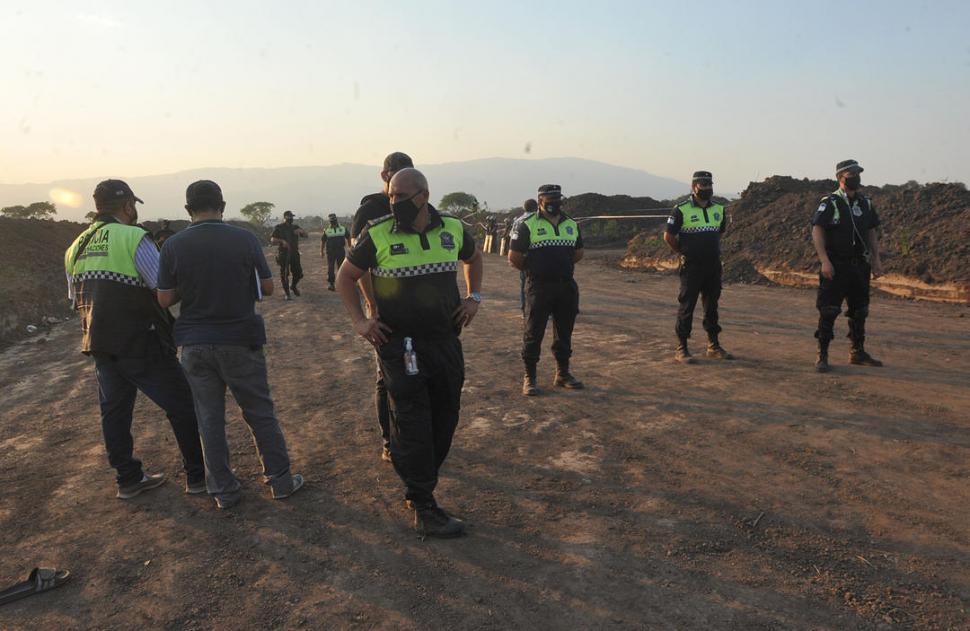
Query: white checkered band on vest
72 270 146 287
680 226 720 234
529 239 575 249
373 261 459 278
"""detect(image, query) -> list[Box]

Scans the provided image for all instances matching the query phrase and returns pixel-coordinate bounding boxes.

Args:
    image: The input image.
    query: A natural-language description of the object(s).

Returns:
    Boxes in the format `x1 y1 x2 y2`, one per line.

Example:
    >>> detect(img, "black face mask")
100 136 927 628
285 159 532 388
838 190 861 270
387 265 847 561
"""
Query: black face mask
544 201 562 216
330 219 338 226
391 194 422 230
843 175 861 191
695 189 714 201
285 217 293 224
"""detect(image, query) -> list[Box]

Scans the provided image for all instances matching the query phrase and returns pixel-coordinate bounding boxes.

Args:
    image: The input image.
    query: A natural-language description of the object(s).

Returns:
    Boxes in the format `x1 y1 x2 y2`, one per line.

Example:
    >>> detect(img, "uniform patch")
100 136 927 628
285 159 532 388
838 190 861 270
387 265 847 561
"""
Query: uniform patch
390 243 408 255
510 230 519 240
536 228 547 236
667 216 675 224
566 226 574 235
713 212 721 222
690 215 699 222
439 231 456 250
852 206 863 217
816 203 827 213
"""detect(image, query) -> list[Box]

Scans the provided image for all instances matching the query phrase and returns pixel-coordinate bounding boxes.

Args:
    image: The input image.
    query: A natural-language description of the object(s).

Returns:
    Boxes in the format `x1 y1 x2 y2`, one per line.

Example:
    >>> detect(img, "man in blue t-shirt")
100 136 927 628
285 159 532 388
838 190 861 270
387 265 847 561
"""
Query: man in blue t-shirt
157 180 305 509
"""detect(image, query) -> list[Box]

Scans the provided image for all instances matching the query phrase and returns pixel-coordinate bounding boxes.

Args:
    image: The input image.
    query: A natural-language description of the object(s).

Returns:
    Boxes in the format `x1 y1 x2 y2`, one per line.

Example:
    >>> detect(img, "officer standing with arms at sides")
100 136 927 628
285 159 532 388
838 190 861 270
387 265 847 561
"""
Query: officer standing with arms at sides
270 210 307 300
664 171 733 364
321 212 351 291
509 185 584 396
157 180 304 509
351 151 414 462
336 168 483 538
64 179 205 499
811 159 884 372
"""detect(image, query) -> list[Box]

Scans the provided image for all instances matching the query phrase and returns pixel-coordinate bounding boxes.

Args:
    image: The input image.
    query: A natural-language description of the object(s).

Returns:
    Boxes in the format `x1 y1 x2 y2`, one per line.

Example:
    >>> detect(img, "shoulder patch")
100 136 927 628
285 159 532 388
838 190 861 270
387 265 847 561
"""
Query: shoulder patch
367 213 394 227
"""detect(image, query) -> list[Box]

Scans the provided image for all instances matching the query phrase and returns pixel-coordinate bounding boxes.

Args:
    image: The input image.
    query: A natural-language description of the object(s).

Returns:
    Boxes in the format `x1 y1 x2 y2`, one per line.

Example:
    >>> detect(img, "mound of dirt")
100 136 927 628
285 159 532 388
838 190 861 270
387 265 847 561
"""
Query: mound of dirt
624 177 970 301
0 218 271 347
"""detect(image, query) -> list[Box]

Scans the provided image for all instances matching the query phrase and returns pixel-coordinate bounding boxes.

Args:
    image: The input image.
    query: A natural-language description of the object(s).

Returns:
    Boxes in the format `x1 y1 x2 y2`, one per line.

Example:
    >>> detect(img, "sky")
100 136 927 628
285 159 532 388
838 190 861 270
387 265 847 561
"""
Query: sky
2 0 969 195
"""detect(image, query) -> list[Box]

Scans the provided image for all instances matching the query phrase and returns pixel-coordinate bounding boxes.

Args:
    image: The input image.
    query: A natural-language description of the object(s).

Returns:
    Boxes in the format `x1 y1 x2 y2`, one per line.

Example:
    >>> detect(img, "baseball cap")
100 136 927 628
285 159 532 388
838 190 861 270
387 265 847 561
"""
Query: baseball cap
283 210 295 218
93 179 143 205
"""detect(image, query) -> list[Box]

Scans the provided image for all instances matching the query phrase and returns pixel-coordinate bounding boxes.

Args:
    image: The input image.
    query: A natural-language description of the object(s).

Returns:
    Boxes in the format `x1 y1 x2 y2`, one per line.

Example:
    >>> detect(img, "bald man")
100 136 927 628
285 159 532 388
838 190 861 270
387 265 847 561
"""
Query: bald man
336 168 483 538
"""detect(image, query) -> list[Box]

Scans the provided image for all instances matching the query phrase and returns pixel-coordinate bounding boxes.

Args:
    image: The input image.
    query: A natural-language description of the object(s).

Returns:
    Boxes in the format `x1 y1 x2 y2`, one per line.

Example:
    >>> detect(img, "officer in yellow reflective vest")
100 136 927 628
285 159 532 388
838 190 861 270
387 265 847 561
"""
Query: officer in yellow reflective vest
664 171 733 363
64 179 205 500
321 212 351 291
509 184 585 395
336 168 483 538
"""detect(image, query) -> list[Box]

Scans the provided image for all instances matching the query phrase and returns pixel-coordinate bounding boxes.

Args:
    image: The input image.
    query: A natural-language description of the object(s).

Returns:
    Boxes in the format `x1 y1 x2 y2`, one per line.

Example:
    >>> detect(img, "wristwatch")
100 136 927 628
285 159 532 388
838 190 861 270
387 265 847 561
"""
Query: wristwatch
468 292 482 303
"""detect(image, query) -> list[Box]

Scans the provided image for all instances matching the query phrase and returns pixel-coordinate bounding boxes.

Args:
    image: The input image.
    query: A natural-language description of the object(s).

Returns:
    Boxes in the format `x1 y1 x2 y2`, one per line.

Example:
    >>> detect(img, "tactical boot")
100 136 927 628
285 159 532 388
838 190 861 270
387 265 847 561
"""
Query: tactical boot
414 505 466 538
522 366 539 396
553 363 584 389
675 339 696 364
815 341 830 373
849 344 883 367
706 335 734 360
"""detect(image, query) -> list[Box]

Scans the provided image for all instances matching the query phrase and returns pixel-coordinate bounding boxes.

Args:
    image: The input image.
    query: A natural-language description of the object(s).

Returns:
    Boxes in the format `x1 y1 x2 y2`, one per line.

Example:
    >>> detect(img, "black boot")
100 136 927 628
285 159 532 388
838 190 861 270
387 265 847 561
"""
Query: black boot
414 505 465 538
553 361 584 389
815 340 830 373
706 333 734 360
675 338 696 364
849 340 883 367
522 364 539 396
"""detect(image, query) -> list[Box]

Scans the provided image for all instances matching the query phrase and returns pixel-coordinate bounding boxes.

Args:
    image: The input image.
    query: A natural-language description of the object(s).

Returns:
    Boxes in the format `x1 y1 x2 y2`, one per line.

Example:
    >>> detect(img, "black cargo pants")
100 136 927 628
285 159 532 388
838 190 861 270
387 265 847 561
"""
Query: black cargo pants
815 258 871 345
675 259 722 341
522 277 579 367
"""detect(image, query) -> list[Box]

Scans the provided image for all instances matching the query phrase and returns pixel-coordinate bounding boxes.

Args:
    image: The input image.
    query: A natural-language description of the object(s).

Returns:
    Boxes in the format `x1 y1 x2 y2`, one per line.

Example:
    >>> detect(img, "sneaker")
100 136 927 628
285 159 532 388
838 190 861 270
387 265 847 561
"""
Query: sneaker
215 494 241 510
381 446 392 463
116 473 166 500
292 286 301 297
414 506 466 538
272 474 305 500
185 480 207 495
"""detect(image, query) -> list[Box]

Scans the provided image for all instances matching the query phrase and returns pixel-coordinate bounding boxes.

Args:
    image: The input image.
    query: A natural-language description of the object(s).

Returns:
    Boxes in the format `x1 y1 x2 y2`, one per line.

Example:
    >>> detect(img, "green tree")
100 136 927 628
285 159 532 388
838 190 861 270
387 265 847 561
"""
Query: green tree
239 201 275 226
85 211 98 222
1 201 57 219
438 192 479 216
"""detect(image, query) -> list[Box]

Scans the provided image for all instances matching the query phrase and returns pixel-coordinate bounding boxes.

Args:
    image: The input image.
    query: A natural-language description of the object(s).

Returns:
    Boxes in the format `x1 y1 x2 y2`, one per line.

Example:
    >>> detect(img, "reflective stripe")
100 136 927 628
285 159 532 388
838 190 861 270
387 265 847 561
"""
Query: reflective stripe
71 270 146 287
529 239 577 249
680 226 721 234
373 261 458 278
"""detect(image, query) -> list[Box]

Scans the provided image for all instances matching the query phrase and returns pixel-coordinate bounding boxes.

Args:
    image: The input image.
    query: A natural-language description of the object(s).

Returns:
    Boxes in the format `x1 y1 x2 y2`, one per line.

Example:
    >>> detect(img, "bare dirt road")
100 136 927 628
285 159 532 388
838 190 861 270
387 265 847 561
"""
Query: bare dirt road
2 250 969 630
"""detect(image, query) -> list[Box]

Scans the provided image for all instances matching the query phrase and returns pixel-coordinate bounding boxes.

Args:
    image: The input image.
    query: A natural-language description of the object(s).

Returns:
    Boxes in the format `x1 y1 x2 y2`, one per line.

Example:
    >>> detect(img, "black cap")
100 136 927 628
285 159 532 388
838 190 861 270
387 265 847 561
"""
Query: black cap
93 179 143 205
537 184 562 196
328 213 337 220
692 171 713 182
836 159 864 175
383 152 414 173
283 210 295 218
185 180 224 208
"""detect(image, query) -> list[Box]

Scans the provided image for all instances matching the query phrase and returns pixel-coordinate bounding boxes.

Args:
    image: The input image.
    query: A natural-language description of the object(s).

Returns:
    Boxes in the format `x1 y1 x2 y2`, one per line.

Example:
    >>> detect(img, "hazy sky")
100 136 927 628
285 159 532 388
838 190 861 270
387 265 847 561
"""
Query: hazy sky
2 0 969 193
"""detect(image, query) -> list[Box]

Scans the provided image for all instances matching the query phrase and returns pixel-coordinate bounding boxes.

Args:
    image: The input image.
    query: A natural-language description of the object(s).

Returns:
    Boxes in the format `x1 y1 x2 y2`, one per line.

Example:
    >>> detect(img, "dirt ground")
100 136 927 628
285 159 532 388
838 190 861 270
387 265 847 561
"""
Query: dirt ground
2 250 969 630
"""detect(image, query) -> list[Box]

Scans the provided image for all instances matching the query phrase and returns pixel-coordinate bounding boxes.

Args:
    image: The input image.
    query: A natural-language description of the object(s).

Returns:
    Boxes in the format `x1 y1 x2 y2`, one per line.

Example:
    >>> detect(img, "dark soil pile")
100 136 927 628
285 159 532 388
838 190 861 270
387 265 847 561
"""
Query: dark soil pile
626 176 970 291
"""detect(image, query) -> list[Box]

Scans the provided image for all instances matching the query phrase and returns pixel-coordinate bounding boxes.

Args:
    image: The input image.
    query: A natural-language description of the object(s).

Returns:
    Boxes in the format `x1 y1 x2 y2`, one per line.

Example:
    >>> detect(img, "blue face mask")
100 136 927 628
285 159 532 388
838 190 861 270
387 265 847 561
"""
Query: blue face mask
544 201 562 216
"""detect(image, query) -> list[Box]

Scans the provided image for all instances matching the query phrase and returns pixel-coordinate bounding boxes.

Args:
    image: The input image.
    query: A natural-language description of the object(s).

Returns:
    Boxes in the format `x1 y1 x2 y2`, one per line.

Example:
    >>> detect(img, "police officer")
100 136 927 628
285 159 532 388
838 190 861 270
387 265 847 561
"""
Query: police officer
811 159 884 372
321 212 350 291
64 179 205 499
512 199 538 314
509 185 584 395
336 168 483 538
351 151 415 462
664 171 732 364
270 210 307 299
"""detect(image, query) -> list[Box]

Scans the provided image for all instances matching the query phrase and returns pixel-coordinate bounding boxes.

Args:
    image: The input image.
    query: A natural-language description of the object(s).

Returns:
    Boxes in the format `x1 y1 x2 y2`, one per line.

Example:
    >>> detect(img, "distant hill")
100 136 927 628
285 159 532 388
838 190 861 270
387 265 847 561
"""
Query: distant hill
0 158 687 222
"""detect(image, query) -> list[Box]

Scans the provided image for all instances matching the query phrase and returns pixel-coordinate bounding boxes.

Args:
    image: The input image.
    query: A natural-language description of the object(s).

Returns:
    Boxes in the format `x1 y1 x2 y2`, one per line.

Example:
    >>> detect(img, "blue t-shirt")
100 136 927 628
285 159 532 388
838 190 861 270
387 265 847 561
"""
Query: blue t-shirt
158 220 272 347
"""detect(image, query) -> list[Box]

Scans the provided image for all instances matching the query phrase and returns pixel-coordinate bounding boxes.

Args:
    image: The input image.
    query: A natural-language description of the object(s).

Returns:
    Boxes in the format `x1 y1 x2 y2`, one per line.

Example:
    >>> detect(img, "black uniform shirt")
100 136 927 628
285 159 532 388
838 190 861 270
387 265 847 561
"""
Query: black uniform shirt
347 207 476 339
509 213 584 281
811 190 880 260
666 198 727 264
351 193 391 239
271 222 302 255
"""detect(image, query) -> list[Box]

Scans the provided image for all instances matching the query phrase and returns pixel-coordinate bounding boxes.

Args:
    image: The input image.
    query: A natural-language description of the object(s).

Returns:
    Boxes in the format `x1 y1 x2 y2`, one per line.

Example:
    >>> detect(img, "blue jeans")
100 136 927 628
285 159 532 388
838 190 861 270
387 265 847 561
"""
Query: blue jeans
94 352 205 487
180 345 293 501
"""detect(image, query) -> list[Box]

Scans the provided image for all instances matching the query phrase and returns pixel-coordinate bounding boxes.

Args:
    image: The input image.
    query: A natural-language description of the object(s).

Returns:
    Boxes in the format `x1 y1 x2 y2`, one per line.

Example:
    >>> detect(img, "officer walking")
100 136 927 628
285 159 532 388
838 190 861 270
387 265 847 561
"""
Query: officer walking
321 212 351 291
270 210 307 299
336 168 483 538
811 159 884 372
509 185 584 396
64 179 205 499
351 151 415 462
664 171 733 364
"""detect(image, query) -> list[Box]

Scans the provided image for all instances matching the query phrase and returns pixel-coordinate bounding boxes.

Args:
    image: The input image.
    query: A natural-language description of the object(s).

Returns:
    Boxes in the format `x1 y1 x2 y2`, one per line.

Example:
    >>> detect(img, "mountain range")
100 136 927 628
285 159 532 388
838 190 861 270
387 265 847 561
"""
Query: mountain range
0 157 687 222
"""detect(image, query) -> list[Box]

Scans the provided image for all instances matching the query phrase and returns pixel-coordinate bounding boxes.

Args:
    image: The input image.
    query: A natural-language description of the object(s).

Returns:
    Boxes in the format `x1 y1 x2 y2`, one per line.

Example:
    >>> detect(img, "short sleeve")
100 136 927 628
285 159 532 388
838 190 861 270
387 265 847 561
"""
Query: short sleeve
157 239 176 290
666 208 684 235
459 229 476 261
811 199 834 227
346 231 378 270
575 225 584 249
509 222 531 253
